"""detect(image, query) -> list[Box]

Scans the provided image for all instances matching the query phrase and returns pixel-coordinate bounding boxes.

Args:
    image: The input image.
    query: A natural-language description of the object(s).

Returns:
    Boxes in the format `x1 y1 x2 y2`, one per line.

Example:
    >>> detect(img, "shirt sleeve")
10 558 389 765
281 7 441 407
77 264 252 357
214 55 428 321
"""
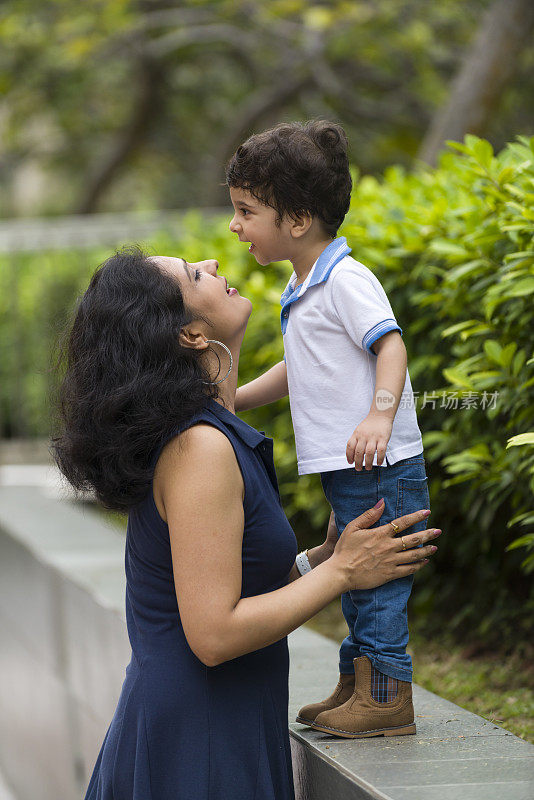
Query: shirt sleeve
329 268 402 353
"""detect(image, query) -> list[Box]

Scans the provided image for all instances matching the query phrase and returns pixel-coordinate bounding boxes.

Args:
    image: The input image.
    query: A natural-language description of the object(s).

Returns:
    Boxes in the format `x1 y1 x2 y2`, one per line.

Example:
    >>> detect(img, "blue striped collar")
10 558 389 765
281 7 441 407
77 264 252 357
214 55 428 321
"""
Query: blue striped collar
280 236 351 333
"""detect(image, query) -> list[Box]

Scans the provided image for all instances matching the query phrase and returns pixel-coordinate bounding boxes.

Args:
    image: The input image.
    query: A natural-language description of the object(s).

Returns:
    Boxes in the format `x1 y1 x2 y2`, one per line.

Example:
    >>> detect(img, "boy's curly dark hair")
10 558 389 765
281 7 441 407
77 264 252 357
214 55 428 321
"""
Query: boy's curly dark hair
51 247 216 512
225 119 352 238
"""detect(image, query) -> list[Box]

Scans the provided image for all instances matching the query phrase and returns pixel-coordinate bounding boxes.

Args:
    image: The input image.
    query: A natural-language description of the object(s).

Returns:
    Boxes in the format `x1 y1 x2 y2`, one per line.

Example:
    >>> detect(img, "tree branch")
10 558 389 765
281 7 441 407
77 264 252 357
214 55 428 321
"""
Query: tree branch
197 71 312 204
144 23 260 57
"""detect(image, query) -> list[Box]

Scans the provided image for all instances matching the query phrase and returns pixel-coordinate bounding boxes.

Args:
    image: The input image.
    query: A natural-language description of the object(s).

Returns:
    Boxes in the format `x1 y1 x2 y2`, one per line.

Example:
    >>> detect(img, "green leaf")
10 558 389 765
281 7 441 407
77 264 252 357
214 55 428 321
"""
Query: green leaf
442 368 475 390
429 240 470 258
497 166 516 184
440 320 478 338
472 138 493 169
445 140 470 155
444 259 487 283
484 340 502 365
512 350 526 376
506 534 534 552
506 433 534 449
507 512 534 528
500 342 517 368
504 277 534 297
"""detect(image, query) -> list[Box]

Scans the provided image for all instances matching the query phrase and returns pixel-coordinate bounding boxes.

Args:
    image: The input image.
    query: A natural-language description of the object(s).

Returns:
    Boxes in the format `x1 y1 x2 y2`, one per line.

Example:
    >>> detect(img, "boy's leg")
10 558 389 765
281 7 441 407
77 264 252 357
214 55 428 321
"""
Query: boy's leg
309 456 429 738
321 456 430 683
320 468 380 675
295 469 373 726
348 455 429 683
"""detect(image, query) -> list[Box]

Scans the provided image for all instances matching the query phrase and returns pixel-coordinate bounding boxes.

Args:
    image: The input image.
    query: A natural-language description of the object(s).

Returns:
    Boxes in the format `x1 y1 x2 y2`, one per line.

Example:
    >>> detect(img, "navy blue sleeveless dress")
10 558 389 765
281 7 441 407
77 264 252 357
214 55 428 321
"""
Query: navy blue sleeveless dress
84 399 298 800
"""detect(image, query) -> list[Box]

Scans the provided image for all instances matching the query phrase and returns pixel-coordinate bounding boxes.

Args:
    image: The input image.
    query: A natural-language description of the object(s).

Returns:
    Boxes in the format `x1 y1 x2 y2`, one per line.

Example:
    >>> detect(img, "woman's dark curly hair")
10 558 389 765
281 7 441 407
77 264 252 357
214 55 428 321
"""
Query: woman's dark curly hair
225 119 352 238
51 247 216 512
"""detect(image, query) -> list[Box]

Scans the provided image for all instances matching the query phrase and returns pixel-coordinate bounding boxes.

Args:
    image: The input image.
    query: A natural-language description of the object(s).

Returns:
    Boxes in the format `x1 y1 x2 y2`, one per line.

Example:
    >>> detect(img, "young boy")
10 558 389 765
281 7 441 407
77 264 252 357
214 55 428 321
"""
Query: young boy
226 120 431 738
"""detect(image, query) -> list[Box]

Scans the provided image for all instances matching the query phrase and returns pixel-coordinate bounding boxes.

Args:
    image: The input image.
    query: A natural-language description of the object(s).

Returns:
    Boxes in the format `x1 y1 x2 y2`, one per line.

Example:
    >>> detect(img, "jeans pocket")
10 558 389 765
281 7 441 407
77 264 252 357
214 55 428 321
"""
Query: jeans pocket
395 477 430 535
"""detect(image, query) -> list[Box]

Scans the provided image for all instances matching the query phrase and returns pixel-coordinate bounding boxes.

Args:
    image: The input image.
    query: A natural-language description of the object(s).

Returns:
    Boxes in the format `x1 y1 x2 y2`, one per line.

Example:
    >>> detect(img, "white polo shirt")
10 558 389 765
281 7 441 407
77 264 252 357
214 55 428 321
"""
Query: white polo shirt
280 237 423 475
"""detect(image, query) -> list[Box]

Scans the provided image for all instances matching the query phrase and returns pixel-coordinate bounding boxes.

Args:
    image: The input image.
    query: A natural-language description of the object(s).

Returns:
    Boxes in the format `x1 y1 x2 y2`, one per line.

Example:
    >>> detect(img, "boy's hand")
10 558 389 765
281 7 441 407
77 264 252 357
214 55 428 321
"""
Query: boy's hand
346 414 393 471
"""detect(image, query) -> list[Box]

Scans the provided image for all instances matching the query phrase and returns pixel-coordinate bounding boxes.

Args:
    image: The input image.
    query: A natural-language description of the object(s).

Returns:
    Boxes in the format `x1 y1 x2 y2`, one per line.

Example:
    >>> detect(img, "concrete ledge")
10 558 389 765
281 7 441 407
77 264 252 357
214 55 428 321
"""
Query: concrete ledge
0 484 129 800
288 628 534 800
1 479 533 800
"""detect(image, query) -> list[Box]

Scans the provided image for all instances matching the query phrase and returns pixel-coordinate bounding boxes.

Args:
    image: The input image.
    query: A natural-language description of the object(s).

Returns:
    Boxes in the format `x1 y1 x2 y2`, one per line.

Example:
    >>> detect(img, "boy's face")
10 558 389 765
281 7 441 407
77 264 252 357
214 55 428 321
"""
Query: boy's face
229 187 294 266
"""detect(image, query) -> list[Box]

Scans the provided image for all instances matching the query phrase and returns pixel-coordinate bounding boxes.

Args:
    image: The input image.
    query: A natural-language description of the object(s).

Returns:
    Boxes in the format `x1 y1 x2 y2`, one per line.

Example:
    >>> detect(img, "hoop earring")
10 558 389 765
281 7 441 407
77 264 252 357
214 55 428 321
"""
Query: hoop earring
204 339 233 385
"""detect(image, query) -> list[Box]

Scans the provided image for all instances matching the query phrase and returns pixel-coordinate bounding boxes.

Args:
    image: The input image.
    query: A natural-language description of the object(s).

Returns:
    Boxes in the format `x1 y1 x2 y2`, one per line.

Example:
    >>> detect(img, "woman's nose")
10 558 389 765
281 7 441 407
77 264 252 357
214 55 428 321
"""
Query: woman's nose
200 259 219 275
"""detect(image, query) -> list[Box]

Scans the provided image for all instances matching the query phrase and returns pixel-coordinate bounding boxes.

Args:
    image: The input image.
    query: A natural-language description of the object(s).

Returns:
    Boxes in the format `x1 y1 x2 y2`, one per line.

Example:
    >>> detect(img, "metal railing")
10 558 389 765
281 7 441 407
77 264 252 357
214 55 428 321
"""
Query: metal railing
0 208 226 253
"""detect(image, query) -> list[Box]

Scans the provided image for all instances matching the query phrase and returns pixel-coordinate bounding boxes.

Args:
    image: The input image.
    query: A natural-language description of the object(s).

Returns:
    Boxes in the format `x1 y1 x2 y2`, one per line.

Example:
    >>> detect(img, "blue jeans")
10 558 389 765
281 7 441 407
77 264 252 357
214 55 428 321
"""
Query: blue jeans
320 453 429 682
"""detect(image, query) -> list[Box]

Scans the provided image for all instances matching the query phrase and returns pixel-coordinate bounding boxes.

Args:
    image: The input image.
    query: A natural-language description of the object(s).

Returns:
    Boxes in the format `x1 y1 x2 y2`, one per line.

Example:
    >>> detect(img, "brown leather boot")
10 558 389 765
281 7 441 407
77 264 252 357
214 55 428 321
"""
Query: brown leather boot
296 671 355 726
311 656 416 738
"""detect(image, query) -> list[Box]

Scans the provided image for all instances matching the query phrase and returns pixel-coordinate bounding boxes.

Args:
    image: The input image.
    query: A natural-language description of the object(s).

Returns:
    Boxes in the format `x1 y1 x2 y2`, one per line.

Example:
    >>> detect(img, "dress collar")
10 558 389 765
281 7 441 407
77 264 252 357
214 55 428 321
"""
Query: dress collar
207 398 266 448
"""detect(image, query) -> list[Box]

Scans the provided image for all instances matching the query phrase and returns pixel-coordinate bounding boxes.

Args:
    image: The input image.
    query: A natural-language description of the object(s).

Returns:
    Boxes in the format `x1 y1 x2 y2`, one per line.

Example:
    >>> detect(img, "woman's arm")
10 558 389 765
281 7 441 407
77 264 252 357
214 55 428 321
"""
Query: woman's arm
235 360 288 412
286 511 338 583
155 424 438 667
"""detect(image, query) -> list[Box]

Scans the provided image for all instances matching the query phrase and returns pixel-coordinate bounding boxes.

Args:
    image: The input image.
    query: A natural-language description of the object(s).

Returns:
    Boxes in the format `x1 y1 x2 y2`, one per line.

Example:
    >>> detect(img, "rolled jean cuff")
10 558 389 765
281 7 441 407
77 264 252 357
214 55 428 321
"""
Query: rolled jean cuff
371 655 412 683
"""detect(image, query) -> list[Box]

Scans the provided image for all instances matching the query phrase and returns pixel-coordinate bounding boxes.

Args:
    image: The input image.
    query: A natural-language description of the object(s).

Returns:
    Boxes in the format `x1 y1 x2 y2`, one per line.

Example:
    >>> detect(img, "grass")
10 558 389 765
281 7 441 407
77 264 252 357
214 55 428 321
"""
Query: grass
306 600 534 744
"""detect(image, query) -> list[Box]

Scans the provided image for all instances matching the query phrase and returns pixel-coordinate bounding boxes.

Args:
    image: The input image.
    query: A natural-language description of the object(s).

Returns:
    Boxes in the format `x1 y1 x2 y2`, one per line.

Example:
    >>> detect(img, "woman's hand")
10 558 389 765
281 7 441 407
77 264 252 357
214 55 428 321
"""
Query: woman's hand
308 510 338 568
330 500 440 592
160 425 439 665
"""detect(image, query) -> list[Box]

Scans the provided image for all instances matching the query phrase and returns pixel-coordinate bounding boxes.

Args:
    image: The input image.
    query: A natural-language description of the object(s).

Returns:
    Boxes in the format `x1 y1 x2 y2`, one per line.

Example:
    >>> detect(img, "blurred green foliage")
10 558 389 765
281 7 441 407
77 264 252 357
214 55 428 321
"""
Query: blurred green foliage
1 135 533 646
2 0 533 215
341 134 534 647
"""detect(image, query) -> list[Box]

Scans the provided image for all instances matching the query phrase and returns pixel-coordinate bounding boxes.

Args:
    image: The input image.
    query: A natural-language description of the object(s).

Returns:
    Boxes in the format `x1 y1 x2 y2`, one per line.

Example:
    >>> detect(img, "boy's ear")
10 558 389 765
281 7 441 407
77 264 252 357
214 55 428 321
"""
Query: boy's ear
179 326 209 351
289 213 313 239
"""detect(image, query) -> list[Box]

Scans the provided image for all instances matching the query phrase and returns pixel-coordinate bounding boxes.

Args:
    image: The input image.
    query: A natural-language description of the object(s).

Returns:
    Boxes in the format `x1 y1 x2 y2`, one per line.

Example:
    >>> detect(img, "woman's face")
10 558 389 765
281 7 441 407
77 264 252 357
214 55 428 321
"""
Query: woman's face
154 255 252 343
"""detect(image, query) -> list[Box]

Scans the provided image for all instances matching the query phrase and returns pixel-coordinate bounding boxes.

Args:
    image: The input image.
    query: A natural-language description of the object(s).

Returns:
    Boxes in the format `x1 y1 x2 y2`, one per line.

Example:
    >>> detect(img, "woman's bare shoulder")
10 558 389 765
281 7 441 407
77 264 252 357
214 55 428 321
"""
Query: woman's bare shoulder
153 423 242 521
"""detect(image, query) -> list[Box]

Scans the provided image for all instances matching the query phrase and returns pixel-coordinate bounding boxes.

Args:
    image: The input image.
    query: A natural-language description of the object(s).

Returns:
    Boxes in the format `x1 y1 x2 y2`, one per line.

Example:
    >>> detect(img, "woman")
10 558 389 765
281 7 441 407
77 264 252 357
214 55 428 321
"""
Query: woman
53 248 440 800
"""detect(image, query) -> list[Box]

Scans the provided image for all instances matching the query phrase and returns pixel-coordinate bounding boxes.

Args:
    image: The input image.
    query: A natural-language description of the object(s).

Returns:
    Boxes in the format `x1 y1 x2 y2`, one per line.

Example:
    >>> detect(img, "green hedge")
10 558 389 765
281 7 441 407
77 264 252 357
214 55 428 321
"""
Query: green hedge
1 135 533 647
341 135 534 647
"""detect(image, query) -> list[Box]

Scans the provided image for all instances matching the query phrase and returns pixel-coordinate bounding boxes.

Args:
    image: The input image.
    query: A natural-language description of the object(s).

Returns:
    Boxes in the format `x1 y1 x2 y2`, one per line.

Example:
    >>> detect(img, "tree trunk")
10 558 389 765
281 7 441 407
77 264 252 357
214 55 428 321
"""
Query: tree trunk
418 0 534 165
76 57 163 214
